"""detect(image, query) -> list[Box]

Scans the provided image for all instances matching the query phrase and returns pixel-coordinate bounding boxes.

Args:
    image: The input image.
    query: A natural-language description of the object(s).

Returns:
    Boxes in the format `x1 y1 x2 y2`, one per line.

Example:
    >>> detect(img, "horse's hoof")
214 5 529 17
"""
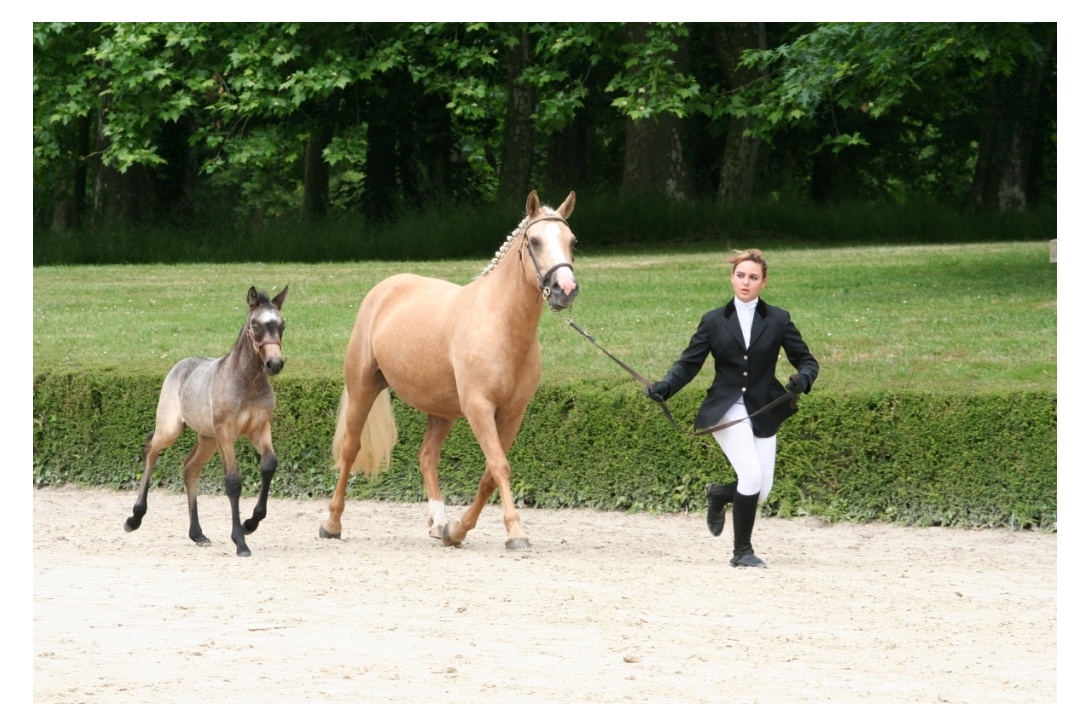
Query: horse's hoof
124 519 139 533
237 549 251 557
195 539 211 547
428 526 443 540
505 538 531 551
243 519 259 534
441 520 464 547
318 525 341 540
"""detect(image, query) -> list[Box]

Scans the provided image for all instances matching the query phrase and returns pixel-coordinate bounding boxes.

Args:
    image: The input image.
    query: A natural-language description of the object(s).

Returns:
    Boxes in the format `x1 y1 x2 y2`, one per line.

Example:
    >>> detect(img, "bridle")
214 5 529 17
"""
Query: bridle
518 214 575 302
246 315 283 357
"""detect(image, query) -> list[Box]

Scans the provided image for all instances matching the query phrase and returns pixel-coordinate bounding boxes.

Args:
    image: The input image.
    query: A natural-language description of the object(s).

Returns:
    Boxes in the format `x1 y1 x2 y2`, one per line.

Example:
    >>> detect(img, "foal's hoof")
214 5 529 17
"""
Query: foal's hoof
192 535 211 546
505 538 531 551
236 548 251 558
243 519 260 534
123 518 139 533
318 525 341 540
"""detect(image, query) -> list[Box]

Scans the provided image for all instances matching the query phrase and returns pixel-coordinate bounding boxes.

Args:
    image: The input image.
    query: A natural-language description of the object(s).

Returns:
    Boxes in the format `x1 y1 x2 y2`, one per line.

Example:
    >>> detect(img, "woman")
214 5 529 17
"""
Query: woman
647 249 818 568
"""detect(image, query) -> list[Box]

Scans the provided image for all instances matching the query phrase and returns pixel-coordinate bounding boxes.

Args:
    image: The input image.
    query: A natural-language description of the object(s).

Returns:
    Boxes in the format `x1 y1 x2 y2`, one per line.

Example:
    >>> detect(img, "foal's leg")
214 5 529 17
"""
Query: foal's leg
243 421 276 534
216 439 251 557
182 434 218 545
421 415 455 539
125 424 182 533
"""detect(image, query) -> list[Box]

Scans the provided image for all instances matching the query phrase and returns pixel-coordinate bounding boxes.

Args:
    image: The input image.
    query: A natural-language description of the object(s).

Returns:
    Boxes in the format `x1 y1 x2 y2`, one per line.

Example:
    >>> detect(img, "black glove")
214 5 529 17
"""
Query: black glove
786 373 807 395
646 380 671 402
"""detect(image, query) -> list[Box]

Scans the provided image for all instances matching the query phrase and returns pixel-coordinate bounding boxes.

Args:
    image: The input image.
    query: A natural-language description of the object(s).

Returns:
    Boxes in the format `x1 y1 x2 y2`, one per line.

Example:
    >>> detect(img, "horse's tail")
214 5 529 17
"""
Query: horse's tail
332 386 397 477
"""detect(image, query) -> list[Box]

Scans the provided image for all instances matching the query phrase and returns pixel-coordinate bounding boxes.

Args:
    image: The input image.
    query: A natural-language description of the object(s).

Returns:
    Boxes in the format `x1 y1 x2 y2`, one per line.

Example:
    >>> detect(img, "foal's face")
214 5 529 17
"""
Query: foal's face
250 306 286 375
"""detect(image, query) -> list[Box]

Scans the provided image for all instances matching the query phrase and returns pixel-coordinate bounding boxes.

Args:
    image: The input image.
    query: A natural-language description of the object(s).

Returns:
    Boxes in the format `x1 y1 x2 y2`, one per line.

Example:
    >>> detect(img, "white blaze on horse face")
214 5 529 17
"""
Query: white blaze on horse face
541 220 577 295
255 308 282 328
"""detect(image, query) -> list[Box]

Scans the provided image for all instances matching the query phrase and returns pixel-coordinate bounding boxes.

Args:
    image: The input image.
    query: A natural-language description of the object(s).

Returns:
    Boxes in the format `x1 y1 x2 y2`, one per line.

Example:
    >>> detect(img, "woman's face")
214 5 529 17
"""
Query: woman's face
731 260 767 303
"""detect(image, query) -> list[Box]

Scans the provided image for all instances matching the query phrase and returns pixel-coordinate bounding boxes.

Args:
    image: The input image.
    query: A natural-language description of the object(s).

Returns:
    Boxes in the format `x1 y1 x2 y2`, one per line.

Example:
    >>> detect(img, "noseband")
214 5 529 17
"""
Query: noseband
246 319 283 353
519 215 575 300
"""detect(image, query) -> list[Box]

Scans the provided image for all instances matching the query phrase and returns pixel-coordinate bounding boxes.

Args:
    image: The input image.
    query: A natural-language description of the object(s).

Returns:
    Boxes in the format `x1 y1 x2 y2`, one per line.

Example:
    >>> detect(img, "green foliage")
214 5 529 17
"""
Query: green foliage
32 372 1056 531
606 23 701 120
32 241 1056 530
34 22 1056 231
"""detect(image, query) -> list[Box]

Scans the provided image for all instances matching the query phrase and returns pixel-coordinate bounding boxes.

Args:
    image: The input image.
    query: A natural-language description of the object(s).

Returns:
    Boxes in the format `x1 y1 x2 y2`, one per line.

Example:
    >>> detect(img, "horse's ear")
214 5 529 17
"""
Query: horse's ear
525 190 541 217
247 286 259 309
556 191 576 219
272 285 288 310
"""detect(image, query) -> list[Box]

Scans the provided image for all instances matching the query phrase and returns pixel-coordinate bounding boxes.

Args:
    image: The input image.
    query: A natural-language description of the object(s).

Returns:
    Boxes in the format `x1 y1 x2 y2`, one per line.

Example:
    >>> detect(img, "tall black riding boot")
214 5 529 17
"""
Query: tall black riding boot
705 480 737 537
730 492 766 568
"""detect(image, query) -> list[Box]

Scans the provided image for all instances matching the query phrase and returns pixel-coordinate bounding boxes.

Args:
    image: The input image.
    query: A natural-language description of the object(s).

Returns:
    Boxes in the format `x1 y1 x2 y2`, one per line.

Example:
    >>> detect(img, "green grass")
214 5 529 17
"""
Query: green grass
33 241 1056 396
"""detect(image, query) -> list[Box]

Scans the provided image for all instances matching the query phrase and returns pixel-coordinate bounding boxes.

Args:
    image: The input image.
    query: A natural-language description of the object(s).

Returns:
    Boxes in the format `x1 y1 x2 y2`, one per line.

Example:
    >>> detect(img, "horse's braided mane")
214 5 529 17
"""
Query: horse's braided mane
478 207 555 279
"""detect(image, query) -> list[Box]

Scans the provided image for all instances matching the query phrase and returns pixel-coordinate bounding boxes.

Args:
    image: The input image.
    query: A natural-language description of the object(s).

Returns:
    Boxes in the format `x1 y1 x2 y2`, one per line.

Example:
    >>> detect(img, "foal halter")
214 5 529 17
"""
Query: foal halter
246 317 283 354
519 214 575 300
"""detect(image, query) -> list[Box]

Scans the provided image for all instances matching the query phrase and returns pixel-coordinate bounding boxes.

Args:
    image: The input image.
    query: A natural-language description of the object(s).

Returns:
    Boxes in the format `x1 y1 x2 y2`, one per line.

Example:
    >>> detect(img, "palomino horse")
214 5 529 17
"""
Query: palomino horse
323 190 579 550
125 286 288 557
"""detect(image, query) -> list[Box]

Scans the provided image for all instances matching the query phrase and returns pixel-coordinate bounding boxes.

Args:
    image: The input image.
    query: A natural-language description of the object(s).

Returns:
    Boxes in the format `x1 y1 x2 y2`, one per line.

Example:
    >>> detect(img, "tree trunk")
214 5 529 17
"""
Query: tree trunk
303 124 334 220
620 24 691 201
497 26 536 204
90 96 148 229
966 24 1056 214
713 22 766 205
546 120 590 198
362 98 398 222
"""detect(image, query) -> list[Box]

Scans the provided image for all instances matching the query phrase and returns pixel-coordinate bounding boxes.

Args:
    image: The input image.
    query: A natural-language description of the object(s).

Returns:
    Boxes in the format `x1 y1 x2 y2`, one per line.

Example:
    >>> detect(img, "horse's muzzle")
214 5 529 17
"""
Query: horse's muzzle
260 344 285 375
546 282 579 311
544 266 579 311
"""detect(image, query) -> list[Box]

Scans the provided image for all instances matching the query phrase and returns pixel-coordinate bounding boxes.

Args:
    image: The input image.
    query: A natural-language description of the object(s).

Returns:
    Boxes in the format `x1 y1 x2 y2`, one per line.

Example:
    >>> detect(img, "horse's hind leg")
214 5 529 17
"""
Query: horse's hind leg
183 435 218 546
125 421 183 533
322 380 391 539
421 415 455 539
243 422 276 534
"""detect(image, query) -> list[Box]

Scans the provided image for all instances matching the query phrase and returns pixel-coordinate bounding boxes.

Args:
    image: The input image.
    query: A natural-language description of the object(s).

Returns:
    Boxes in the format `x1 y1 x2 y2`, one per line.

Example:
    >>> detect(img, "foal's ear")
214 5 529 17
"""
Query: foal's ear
247 286 260 309
556 191 576 219
525 190 541 217
271 285 288 310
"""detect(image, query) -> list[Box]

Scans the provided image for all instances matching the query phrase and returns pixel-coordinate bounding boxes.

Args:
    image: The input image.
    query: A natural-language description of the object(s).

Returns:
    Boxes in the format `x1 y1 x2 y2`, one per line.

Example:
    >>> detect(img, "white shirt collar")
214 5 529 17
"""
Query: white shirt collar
733 297 759 312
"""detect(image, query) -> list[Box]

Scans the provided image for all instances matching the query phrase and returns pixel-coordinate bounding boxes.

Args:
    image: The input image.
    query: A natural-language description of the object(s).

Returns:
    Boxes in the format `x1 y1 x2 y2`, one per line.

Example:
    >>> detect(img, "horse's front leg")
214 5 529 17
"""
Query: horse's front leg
182 435 218 545
218 440 250 557
446 404 529 551
244 424 276 534
421 415 454 539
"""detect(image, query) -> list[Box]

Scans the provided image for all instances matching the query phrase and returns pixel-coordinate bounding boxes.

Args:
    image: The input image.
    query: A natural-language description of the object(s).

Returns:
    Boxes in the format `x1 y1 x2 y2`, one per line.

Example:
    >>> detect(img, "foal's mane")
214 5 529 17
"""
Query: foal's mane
478 207 556 279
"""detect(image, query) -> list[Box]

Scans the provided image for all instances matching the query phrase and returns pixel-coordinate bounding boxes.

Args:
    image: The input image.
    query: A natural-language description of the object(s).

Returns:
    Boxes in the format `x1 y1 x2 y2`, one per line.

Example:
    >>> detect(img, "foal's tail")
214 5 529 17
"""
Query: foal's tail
332 387 398 477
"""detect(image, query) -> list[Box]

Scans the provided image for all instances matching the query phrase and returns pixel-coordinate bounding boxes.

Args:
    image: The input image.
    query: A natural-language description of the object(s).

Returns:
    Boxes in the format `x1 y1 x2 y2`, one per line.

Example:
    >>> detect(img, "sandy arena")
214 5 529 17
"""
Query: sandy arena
32 485 1055 704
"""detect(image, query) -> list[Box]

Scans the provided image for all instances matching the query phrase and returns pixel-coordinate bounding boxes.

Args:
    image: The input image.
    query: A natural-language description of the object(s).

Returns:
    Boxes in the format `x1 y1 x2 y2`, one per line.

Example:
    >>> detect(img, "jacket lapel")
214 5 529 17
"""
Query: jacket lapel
724 300 746 349
749 298 768 347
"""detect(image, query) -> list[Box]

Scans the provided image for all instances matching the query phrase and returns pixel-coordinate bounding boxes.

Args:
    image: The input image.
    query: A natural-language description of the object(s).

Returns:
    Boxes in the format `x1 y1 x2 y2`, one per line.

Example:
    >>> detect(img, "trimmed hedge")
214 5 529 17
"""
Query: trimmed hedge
33 372 1057 531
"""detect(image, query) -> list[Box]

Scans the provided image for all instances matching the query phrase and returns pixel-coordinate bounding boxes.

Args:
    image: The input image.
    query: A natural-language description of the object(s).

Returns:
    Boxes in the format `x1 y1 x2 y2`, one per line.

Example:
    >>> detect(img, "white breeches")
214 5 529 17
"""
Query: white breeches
711 400 777 503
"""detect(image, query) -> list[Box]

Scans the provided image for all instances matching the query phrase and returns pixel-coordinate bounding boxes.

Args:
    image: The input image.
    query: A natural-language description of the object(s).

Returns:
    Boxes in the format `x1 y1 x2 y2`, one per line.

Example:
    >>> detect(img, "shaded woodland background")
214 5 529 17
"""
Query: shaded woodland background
33 22 1056 261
